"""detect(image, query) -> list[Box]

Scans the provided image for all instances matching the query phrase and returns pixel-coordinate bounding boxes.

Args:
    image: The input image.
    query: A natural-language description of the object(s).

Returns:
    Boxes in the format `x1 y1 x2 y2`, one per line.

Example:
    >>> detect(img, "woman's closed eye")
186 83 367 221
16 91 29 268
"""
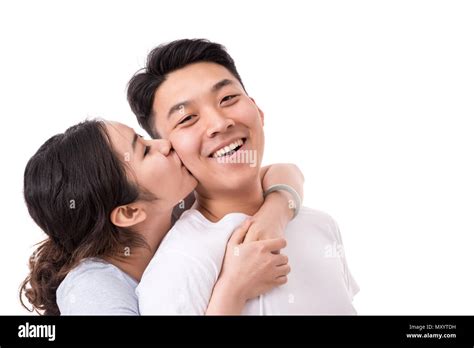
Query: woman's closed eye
144 145 151 157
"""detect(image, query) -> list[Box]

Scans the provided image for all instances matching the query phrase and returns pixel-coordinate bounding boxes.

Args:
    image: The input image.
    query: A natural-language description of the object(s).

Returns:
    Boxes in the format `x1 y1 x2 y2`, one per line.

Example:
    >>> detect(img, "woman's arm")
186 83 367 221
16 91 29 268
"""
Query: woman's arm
206 164 304 314
206 219 290 314
244 163 305 242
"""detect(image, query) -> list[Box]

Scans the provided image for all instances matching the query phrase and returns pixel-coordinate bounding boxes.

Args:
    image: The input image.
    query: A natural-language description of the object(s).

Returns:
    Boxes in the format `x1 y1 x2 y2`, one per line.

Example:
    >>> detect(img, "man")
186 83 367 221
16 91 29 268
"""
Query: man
128 39 359 314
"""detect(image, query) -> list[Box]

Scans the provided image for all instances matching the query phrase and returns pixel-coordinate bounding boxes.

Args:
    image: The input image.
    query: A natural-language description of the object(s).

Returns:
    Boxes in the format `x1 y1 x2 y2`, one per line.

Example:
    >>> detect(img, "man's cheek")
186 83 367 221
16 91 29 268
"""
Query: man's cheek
173 143 196 167
180 133 200 152
170 134 189 156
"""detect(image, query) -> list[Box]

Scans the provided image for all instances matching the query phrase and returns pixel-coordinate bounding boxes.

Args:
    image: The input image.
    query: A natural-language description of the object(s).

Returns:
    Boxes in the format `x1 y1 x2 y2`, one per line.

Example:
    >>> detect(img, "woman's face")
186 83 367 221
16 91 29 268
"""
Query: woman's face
105 121 197 211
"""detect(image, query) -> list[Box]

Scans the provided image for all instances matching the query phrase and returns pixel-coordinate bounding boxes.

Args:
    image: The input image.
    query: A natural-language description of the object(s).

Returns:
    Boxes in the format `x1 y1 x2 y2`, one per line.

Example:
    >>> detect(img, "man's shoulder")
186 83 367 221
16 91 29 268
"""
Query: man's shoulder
160 209 205 246
295 206 338 226
161 209 244 248
154 208 236 265
288 206 341 242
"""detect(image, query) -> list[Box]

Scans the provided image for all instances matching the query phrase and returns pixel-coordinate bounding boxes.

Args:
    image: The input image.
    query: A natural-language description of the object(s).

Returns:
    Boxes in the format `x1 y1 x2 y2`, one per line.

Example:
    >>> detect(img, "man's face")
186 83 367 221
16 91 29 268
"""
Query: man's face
151 62 265 196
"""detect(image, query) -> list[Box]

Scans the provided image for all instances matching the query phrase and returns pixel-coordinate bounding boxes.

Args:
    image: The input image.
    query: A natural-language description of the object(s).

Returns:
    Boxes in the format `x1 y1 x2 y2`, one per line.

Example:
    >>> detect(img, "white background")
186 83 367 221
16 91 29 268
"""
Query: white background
1 0 473 315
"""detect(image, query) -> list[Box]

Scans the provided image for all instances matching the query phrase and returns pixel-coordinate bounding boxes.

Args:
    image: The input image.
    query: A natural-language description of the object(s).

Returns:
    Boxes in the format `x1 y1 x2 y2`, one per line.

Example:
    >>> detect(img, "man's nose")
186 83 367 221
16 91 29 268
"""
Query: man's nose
205 109 235 138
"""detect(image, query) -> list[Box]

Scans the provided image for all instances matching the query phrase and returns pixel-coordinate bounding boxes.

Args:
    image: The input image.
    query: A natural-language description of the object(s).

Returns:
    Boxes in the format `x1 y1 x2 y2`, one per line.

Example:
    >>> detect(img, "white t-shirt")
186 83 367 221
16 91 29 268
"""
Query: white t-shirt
137 207 359 315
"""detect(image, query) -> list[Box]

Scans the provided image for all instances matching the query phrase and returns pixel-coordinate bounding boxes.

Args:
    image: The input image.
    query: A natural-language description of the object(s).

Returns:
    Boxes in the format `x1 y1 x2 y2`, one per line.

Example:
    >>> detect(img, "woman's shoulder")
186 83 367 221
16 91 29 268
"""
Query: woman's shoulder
56 258 139 315
64 258 136 283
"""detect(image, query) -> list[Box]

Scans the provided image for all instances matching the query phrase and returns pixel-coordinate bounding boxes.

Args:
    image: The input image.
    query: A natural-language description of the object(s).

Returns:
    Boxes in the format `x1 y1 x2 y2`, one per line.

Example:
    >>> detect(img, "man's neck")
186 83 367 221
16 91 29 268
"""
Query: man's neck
195 179 264 222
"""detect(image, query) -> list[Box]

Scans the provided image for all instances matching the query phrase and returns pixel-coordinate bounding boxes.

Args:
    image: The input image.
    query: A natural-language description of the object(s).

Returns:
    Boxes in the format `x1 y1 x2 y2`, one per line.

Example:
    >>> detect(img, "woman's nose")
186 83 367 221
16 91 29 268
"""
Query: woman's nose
153 139 172 156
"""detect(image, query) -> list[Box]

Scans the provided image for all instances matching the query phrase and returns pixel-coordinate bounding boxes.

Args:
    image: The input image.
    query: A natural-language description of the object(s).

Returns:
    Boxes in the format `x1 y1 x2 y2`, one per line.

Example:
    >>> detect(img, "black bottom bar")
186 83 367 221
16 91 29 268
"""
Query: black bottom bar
0 315 473 346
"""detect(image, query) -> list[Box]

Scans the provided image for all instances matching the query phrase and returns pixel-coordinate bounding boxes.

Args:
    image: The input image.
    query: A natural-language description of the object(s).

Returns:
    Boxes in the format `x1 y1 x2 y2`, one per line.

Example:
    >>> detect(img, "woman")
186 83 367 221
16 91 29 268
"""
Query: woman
20 119 303 315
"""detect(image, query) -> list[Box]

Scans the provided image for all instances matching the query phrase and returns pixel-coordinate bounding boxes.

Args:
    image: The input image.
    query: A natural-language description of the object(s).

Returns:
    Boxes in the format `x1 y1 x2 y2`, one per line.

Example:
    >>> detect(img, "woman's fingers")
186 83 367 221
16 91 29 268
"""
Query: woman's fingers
275 264 291 277
271 255 290 282
273 253 289 267
228 218 252 245
275 276 288 285
261 237 287 253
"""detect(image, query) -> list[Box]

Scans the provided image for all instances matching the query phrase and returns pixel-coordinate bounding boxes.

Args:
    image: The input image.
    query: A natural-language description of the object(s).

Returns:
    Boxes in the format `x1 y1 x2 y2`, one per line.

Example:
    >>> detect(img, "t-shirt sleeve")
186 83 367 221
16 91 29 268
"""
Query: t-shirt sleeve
57 268 139 315
328 216 360 300
137 249 216 315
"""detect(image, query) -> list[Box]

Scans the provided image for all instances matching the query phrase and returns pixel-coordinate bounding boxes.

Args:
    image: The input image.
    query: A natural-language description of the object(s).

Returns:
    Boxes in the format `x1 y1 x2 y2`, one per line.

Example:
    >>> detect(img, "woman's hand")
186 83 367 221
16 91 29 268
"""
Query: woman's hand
243 192 289 243
206 219 290 314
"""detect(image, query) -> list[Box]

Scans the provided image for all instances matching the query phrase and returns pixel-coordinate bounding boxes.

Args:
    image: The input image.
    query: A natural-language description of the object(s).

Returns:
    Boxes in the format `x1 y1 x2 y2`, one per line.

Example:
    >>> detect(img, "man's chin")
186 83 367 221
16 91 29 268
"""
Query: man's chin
197 164 259 193
209 156 260 174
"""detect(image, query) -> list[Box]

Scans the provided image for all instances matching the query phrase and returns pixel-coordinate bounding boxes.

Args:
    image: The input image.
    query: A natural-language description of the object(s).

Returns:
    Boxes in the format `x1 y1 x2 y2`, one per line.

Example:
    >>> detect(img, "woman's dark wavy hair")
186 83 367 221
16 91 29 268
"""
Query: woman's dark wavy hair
20 119 150 315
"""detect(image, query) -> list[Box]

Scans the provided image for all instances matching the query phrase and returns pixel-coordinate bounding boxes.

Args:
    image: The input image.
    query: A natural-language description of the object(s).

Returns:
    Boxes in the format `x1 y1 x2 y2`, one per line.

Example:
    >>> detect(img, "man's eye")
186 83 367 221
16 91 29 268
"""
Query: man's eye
178 115 195 125
144 146 150 157
221 95 238 104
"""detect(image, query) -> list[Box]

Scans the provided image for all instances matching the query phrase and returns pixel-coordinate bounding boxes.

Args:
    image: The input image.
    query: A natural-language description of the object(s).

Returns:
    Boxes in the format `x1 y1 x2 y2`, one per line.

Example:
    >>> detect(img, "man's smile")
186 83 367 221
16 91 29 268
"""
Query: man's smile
209 137 247 158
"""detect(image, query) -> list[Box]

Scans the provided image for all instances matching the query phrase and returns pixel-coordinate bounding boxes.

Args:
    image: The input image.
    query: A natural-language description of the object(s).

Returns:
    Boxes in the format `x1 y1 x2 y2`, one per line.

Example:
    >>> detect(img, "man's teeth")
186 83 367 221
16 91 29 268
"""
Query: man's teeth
212 139 244 158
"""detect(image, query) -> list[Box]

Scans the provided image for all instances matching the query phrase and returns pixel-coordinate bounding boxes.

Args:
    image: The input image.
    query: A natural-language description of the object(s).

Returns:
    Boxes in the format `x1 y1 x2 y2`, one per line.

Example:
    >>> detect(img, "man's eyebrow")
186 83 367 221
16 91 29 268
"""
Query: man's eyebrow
212 79 233 92
167 101 190 119
166 79 234 119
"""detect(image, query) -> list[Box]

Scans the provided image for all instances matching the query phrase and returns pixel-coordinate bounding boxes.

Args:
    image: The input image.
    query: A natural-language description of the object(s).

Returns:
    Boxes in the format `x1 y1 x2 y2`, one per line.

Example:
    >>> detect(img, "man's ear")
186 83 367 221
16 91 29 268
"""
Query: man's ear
110 203 147 228
250 97 265 126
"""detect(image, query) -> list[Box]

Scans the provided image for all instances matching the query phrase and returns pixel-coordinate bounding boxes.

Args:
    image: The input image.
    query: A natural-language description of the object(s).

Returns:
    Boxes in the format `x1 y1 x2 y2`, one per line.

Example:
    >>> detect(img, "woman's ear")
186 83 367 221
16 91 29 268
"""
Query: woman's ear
250 97 264 126
110 203 147 228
